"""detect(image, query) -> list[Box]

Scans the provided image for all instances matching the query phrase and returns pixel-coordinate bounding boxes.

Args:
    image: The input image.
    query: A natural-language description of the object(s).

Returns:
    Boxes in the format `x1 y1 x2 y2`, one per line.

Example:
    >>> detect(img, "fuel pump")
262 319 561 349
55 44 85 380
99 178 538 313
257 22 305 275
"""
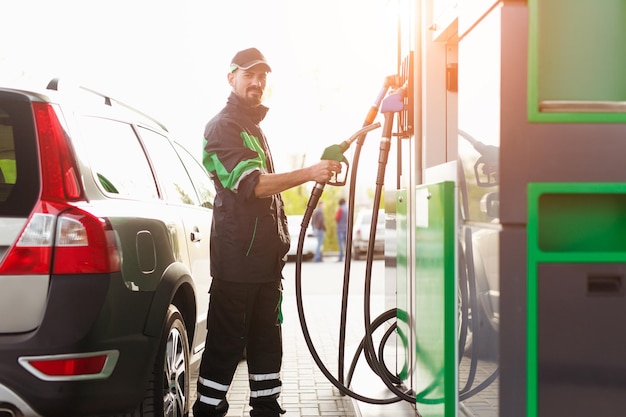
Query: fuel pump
306 3 626 417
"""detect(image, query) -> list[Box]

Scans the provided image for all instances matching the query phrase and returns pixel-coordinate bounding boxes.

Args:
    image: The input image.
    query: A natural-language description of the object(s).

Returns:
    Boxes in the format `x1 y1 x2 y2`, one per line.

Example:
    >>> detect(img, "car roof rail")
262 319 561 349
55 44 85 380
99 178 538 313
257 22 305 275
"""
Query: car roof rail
46 77 169 132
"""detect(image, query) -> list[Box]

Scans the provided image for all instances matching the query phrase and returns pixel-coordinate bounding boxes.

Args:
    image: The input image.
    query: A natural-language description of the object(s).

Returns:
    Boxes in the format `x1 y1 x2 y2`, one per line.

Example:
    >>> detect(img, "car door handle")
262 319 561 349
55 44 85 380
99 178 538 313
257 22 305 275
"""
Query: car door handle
190 227 202 242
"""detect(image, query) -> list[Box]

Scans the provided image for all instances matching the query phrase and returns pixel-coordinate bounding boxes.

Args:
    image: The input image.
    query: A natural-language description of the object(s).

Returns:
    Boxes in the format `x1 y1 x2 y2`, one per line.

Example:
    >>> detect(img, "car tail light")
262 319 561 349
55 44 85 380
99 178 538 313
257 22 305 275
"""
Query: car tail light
19 350 119 381
0 102 121 275
33 101 81 201
0 201 121 275
51 206 121 274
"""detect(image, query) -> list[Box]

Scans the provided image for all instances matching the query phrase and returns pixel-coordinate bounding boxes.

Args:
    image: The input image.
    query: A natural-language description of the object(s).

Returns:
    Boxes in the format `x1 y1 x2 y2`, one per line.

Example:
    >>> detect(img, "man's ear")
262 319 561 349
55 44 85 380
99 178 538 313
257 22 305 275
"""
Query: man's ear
227 72 235 87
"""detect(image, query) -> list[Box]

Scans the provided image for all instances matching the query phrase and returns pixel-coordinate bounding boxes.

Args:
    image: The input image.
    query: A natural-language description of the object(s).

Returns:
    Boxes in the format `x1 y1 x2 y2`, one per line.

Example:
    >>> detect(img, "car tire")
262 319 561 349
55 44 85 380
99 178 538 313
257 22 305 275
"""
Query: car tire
134 305 191 417
159 305 190 417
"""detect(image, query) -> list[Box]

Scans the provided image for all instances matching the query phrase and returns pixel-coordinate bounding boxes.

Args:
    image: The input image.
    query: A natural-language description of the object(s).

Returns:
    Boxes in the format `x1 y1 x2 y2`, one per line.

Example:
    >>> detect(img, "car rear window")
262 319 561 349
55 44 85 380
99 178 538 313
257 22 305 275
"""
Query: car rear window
0 94 40 216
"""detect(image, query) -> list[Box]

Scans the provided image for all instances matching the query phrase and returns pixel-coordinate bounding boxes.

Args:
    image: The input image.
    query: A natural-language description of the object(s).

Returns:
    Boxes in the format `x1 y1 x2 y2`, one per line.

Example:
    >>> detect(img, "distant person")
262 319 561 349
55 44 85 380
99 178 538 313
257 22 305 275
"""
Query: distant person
311 201 326 262
334 197 348 261
193 47 341 417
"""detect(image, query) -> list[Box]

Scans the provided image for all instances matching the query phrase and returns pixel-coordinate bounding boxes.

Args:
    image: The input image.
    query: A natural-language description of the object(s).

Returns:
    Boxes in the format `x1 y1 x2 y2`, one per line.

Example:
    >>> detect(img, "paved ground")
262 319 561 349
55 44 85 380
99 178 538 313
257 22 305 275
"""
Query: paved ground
189 255 499 417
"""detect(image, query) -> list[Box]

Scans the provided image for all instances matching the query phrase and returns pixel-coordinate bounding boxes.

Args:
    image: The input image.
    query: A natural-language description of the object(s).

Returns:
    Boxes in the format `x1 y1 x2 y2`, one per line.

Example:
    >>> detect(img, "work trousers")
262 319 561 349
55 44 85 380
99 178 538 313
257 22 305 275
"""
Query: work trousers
193 279 284 417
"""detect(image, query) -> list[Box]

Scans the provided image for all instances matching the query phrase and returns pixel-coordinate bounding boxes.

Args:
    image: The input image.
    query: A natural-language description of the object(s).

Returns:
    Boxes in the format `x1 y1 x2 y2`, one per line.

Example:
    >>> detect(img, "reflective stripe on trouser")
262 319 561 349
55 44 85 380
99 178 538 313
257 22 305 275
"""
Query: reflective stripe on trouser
249 372 282 399
197 376 230 406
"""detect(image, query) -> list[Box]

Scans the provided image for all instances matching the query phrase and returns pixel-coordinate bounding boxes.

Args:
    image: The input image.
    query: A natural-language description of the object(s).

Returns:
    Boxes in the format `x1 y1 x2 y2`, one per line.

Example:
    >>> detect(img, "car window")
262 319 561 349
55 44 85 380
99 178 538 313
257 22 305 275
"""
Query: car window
0 98 40 215
0 110 17 201
0 130 15 185
79 117 159 200
173 142 215 208
137 127 201 206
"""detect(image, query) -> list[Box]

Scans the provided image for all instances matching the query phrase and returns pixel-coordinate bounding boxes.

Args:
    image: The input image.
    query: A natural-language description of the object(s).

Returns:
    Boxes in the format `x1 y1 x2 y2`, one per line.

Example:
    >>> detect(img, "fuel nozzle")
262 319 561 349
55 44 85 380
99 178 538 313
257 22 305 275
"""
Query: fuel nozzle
304 121 382 234
320 122 381 186
459 129 499 187
320 143 349 186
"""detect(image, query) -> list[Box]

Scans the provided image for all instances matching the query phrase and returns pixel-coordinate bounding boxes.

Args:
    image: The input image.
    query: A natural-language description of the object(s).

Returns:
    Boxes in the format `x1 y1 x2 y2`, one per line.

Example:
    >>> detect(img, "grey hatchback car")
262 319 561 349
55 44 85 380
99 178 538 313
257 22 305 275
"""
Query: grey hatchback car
0 79 214 417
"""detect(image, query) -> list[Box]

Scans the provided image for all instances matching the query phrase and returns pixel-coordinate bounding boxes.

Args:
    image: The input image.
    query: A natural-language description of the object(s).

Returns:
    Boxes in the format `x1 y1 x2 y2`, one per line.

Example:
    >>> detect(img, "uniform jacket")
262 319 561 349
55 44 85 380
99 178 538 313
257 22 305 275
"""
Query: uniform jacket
203 93 290 282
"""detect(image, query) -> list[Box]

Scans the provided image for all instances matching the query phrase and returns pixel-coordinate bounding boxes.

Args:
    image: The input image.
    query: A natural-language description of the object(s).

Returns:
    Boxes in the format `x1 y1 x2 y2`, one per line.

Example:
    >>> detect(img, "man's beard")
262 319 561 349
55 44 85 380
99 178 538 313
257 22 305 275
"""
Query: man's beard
243 88 263 107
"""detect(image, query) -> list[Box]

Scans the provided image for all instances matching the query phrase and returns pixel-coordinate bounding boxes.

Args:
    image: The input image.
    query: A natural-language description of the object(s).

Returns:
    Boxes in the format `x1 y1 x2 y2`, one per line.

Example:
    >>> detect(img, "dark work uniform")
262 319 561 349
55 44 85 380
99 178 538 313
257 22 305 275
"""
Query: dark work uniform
193 93 290 417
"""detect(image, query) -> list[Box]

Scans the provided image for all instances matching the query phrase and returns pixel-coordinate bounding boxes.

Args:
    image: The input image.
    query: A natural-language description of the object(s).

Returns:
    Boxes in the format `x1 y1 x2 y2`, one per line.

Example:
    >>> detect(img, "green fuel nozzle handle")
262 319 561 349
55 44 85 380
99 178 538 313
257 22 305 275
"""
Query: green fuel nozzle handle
320 122 381 187
320 143 350 186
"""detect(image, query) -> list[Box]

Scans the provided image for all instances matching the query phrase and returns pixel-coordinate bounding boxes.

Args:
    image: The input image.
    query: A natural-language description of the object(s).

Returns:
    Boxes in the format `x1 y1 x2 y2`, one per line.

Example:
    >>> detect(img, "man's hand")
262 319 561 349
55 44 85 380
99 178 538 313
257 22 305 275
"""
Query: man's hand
309 160 342 184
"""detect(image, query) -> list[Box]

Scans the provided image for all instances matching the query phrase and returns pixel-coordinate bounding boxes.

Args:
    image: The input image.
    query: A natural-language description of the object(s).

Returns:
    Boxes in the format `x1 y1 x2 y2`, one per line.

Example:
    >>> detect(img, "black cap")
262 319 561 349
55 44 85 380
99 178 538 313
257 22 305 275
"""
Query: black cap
230 47 271 73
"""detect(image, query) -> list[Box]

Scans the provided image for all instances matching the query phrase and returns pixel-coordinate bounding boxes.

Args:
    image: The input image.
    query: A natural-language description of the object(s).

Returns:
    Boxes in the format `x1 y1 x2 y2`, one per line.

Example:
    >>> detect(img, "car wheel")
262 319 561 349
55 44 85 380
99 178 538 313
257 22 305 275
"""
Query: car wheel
160 305 190 417
135 305 190 417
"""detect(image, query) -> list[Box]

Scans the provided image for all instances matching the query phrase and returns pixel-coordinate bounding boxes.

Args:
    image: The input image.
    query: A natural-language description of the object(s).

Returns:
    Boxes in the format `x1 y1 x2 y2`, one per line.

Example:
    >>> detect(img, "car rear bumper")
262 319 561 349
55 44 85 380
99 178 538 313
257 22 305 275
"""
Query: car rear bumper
0 385 43 417
0 273 158 416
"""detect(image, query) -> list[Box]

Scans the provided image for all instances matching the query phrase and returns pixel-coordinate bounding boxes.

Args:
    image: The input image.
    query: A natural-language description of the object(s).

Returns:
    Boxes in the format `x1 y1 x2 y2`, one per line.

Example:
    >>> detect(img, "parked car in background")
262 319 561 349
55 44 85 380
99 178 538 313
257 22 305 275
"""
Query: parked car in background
0 79 215 417
352 209 385 260
286 214 316 261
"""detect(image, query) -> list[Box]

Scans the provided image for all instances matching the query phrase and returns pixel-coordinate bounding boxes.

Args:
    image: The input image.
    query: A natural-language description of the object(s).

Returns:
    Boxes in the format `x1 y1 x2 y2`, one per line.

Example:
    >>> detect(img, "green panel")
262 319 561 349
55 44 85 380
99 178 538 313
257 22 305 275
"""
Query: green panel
528 0 626 123
414 181 456 416
527 182 626 417
537 193 626 253
396 189 411 382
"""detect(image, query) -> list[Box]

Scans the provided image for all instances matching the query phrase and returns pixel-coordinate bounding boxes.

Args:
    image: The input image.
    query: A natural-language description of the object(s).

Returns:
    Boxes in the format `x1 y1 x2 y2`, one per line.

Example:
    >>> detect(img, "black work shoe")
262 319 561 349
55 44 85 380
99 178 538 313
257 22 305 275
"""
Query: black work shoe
250 410 286 417
249 398 286 416
192 399 229 417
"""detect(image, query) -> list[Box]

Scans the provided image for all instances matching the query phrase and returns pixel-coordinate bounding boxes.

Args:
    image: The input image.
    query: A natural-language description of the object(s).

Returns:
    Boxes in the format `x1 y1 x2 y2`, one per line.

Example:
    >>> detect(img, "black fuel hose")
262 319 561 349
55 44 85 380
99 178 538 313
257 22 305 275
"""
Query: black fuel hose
294 122 404 405
338 80 394 387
